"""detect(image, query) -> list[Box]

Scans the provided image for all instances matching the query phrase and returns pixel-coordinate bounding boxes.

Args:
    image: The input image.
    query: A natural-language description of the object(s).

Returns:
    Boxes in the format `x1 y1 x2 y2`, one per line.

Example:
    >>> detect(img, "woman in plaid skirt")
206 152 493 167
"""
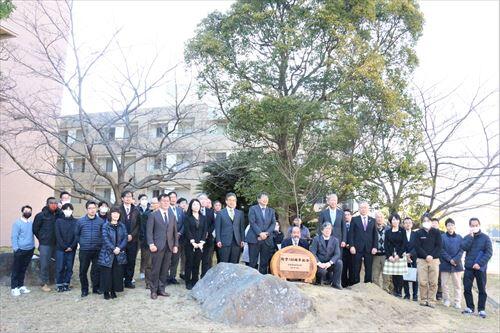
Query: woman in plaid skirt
385 213 406 298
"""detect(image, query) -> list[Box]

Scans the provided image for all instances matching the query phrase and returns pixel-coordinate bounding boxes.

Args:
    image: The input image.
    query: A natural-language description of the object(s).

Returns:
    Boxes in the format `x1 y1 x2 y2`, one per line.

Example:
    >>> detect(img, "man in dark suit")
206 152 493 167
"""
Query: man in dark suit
341 208 354 287
348 201 378 284
281 226 309 250
245 193 276 274
318 193 347 248
310 222 343 289
166 191 185 284
119 190 140 289
146 193 179 300
403 217 418 301
198 193 216 277
215 192 245 264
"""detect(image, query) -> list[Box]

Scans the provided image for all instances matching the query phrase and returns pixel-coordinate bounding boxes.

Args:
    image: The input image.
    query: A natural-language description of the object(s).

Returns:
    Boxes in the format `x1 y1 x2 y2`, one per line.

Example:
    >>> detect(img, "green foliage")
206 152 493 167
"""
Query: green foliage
0 0 14 20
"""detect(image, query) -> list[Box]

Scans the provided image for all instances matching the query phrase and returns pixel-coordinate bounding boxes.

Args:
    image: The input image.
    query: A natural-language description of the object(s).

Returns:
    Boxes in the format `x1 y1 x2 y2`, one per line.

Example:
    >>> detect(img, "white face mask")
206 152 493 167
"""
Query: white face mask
422 221 431 230
99 207 109 214
140 199 148 207
63 210 73 218
470 226 480 234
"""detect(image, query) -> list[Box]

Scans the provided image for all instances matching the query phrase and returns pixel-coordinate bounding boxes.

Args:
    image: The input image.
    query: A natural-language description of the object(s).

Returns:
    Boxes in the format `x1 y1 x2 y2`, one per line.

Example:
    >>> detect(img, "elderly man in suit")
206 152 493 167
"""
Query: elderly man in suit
349 201 378 284
215 193 245 264
281 226 309 250
246 193 276 274
310 222 343 289
146 193 179 300
318 193 347 248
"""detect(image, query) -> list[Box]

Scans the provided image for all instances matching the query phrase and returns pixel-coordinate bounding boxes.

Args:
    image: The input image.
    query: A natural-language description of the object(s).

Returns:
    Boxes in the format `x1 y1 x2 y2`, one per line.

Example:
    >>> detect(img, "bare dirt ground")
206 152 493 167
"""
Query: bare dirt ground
0 254 498 332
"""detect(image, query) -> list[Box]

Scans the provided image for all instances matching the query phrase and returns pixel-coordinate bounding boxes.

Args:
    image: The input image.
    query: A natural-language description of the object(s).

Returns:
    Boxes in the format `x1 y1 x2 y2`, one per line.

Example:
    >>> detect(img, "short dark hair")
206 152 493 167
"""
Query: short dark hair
469 217 480 225
213 200 221 205
21 205 32 212
343 208 352 214
59 191 70 199
121 190 133 198
431 217 439 223
176 197 187 205
109 205 121 216
98 201 108 208
61 203 74 211
403 217 413 222
226 192 237 200
158 193 169 201
167 191 177 197
421 213 431 222
138 194 147 200
445 218 455 226
46 197 57 205
389 213 401 223
85 200 97 209
257 192 268 200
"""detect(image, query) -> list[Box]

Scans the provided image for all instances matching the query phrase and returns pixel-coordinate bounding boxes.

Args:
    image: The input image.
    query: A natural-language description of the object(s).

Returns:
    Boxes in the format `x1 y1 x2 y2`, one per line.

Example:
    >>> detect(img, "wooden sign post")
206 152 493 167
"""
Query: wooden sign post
270 246 317 283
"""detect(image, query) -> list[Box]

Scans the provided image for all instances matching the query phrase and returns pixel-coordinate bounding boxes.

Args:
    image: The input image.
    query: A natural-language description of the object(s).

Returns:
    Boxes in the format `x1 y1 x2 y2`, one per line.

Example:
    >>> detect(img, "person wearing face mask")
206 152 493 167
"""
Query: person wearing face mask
98 201 110 222
33 196 63 292
439 218 463 309
414 214 442 308
54 203 78 292
281 226 309 249
461 217 493 318
11 205 35 297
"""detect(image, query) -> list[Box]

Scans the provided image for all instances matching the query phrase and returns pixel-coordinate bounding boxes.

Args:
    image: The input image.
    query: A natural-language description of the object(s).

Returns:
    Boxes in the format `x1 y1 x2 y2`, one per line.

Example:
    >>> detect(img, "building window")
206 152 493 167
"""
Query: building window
60 130 69 143
105 158 114 172
108 127 116 140
209 152 227 161
74 158 86 173
75 129 84 141
177 119 195 135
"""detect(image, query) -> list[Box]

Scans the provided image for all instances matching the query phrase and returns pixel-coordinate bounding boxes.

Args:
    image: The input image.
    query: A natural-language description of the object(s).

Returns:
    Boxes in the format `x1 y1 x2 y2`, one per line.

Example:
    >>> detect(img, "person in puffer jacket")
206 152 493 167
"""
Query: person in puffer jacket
75 200 104 297
461 217 493 318
439 218 463 309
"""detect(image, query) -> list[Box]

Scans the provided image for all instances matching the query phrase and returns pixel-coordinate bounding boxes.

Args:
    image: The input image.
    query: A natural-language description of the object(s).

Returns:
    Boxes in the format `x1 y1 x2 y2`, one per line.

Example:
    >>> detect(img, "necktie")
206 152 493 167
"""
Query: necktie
346 223 350 232
228 208 234 220
163 211 168 224
126 206 130 216
363 217 367 231
201 208 206 216
261 207 266 220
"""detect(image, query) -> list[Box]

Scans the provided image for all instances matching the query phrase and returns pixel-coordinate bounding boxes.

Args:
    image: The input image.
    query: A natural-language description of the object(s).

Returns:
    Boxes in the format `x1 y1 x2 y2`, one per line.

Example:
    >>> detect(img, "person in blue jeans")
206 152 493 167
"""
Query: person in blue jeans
461 217 493 318
55 203 78 292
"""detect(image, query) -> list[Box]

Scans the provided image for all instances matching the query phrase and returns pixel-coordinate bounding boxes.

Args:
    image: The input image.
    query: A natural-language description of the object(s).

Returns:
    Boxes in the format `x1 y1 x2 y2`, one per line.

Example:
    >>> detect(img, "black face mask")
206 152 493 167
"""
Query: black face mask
23 212 32 219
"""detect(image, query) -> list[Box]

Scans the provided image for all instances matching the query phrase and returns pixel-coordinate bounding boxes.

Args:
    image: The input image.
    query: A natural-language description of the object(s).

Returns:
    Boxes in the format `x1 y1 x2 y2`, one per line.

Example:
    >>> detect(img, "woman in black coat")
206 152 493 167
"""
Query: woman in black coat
385 213 406 298
184 199 208 290
98 206 128 300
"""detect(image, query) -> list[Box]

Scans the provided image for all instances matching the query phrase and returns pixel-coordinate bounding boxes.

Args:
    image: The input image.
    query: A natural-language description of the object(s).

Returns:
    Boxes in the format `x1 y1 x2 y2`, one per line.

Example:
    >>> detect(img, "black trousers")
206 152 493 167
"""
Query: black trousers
100 258 124 293
201 237 215 277
464 268 488 311
353 251 373 284
218 241 241 264
168 243 182 281
248 241 274 274
341 248 354 287
316 259 343 286
392 275 404 295
185 244 203 284
124 241 138 285
403 261 418 298
150 247 173 293
11 248 34 289
79 250 100 292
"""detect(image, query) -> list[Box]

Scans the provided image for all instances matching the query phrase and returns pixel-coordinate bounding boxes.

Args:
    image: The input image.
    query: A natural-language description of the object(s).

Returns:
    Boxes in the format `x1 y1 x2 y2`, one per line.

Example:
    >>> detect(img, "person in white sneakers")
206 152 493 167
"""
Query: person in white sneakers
11 205 35 296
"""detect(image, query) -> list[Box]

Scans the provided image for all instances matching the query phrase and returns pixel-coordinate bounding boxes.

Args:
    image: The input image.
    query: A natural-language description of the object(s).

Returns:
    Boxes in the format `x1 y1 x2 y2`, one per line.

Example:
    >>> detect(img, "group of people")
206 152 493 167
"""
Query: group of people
10 191 493 317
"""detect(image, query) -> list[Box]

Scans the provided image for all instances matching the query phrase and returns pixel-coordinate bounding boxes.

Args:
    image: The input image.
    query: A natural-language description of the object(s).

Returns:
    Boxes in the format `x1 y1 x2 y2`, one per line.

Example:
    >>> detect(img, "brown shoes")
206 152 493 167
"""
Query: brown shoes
41 284 51 292
150 292 158 300
157 291 170 297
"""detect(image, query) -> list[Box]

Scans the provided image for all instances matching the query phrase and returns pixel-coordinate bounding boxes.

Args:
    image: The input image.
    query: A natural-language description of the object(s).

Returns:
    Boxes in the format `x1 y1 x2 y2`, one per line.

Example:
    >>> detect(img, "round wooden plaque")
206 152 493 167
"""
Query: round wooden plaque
270 246 317 283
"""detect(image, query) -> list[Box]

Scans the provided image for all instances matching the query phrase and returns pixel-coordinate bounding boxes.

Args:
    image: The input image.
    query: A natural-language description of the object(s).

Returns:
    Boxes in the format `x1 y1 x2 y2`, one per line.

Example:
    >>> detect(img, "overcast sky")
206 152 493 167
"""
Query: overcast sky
62 0 499 232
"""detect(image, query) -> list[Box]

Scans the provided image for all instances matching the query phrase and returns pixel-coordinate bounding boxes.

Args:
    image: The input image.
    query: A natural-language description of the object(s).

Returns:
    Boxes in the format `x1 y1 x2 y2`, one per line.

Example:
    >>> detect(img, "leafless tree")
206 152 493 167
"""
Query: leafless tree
415 84 499 218
0 0 206 204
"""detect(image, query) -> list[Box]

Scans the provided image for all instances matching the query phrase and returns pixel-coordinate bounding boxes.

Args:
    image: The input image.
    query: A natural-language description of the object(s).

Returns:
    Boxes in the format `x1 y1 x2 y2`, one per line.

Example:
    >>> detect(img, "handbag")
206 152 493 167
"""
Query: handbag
383 253 408 276
403 267 417 282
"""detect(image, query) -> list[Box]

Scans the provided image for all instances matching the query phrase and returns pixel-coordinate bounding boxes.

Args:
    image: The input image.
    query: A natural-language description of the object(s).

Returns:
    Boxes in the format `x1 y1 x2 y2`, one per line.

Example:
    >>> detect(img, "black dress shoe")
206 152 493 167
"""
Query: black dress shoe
170 279 179 285
332 284 343 290
111 291 117 299
150 292 158 300
413 296 419 302
403 295 410 300
179 274 185 280
124 283 136 289
104 292 111 300
157 290 170 297
92 289 102 295
81 290 89 297
186 283 193 290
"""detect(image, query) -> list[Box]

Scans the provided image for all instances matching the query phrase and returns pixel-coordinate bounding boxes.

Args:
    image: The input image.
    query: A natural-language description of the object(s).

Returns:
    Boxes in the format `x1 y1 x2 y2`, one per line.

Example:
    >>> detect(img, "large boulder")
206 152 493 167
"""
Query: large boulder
191 263 313 327
0 252 56 287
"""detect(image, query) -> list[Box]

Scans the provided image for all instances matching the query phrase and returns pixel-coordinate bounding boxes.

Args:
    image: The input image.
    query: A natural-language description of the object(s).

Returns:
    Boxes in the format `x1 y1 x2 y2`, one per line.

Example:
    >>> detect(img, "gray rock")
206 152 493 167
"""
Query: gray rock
0 252 55 287
191 263 313 327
